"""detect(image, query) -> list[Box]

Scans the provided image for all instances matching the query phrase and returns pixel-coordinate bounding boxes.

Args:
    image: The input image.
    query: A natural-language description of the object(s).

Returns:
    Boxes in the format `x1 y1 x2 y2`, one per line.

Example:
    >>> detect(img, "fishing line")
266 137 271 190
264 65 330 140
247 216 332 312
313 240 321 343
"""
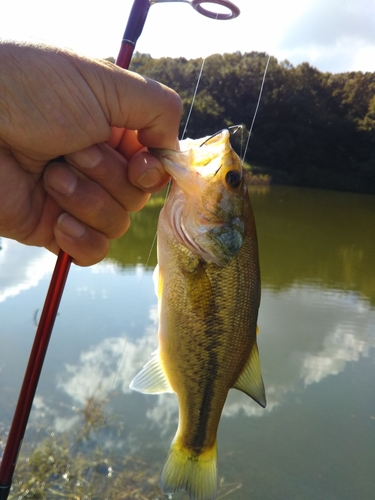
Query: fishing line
135 53 208 272
143 55 207 270
242 54 271 163
181 57 206 140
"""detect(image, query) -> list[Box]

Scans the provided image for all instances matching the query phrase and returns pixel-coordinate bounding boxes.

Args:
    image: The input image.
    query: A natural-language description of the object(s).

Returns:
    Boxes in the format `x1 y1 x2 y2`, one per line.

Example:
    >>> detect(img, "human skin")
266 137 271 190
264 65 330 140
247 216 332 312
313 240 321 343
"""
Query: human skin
0 42 182 266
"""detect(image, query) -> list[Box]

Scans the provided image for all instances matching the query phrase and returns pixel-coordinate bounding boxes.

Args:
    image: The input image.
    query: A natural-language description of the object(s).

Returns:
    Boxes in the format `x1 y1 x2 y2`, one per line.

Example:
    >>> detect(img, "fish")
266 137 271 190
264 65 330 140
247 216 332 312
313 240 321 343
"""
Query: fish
130 129 266 500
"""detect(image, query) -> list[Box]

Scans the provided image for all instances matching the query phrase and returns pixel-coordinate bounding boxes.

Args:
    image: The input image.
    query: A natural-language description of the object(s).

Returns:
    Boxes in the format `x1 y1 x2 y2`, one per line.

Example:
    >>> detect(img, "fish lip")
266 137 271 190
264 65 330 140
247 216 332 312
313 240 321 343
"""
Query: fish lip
148 128 232 175
149 128 236 158
149 147 198 197
148 147 177 157
148 147 192 175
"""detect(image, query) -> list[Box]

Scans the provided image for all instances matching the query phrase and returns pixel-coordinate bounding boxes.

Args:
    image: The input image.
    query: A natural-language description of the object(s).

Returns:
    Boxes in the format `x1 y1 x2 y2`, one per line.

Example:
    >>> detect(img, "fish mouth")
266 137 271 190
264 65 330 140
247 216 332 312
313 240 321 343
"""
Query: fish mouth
198 125 242 147
149 147 198 197
149 128 237 192
149 128 232 160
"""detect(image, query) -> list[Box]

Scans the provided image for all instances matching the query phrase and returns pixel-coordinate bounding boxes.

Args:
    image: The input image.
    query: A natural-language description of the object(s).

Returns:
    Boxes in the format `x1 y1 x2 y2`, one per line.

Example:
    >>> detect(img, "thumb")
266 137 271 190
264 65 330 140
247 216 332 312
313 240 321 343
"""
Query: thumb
77 59 183 150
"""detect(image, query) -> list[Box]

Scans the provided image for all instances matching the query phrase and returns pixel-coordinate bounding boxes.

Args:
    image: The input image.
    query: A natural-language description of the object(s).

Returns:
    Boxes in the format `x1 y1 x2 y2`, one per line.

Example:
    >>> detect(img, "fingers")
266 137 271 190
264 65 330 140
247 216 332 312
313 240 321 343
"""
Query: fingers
43 142 169 266
80 60 183 150
53 213 110 267
1 43 182 170
0 43 181 268
121 76 182 150
44 149 133 240
106 127 143 158
127 150 171 192
106 128 171 192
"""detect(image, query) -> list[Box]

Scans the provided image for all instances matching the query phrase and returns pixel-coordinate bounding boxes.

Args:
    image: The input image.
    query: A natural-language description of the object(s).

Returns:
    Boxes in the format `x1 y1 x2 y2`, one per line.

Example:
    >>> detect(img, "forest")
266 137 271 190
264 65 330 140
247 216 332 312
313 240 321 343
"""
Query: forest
124 52 375 194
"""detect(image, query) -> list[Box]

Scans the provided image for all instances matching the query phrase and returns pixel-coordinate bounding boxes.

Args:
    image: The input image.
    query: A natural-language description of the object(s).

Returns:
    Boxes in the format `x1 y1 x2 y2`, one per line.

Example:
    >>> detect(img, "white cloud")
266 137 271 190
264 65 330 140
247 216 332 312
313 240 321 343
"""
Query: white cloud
279 0 375 71
1 0 374 72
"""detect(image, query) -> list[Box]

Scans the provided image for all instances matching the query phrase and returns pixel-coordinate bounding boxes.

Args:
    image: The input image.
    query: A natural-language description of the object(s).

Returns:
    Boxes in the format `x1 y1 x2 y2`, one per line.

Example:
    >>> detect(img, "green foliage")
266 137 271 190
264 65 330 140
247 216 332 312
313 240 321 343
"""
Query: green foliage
130 52 375 194
1 391 242 500
2 393 164 500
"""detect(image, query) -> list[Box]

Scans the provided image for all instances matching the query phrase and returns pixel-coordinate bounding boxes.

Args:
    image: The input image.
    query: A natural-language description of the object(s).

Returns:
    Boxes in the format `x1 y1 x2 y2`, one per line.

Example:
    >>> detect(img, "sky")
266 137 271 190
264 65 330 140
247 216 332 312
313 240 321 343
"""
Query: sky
1 0 375 73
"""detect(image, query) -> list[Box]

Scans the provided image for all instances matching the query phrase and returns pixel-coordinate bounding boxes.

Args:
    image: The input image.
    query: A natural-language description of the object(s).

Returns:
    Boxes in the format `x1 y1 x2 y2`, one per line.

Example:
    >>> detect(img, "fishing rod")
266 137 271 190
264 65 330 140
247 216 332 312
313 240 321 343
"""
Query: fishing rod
0 1 239 498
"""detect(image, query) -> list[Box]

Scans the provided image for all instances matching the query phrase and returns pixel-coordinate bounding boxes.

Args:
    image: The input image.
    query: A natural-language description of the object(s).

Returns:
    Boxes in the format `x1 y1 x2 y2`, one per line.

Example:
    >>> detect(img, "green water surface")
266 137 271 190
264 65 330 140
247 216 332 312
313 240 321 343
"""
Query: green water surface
0 186 374 499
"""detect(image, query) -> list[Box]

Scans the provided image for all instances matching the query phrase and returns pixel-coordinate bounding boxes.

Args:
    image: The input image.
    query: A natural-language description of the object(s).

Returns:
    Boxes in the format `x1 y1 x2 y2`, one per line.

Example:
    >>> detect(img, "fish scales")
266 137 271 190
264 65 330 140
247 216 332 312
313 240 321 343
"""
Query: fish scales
159 195 259 451
130 130 266 500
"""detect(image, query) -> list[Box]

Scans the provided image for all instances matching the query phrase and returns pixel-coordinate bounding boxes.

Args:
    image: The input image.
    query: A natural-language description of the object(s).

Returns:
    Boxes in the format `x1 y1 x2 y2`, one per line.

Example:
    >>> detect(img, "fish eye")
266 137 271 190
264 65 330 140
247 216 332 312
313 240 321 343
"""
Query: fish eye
225 170 242 189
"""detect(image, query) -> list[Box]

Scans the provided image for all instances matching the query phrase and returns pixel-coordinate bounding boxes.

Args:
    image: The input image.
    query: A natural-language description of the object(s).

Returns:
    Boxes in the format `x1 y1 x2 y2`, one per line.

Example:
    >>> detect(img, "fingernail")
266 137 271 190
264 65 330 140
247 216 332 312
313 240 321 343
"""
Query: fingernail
69 145 103 168
137 167 163 189
47 166 77 195
58 213 86 239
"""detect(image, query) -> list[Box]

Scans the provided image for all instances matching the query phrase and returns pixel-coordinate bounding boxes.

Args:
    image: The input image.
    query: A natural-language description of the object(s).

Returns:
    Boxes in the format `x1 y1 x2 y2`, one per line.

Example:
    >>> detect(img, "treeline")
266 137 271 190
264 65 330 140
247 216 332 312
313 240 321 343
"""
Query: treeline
126 52 375 194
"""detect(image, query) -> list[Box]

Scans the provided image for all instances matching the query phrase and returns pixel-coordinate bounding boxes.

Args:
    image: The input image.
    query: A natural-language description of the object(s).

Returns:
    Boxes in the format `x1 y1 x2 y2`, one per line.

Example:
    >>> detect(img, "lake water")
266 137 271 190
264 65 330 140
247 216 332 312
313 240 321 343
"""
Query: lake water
1 186 375 499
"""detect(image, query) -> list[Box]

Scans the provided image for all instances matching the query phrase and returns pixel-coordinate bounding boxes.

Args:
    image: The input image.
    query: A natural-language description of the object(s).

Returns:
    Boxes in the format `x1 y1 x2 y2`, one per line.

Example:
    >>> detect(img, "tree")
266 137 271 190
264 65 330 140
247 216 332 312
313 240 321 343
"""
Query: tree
128 52 375 193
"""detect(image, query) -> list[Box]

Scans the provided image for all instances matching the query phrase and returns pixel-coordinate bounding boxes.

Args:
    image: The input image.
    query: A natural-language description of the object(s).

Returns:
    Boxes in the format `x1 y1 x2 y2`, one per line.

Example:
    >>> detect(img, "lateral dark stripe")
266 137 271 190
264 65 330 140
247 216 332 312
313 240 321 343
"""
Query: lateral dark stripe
190 313 222 453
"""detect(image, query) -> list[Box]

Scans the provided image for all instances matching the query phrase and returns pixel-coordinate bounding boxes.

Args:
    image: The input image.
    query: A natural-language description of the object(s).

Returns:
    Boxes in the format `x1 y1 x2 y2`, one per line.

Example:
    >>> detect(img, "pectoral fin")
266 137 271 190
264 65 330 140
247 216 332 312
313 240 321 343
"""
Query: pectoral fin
130 350 173 394
233 342 266 408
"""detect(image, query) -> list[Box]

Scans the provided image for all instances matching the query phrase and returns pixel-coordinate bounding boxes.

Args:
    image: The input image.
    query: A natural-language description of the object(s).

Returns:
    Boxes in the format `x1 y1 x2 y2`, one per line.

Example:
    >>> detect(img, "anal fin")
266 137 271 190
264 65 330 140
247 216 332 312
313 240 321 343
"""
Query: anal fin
130 350 173 394
233 342 266 408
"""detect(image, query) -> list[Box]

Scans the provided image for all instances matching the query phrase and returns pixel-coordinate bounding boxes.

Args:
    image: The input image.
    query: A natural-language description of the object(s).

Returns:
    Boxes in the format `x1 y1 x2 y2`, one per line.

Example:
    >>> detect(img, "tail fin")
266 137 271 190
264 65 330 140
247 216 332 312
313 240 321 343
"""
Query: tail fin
161 439 218 500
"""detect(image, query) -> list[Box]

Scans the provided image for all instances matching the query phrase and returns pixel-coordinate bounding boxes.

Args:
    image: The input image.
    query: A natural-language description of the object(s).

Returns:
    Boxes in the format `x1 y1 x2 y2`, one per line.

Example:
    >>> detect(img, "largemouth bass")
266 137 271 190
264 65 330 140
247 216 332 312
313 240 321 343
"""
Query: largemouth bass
130 129 266 500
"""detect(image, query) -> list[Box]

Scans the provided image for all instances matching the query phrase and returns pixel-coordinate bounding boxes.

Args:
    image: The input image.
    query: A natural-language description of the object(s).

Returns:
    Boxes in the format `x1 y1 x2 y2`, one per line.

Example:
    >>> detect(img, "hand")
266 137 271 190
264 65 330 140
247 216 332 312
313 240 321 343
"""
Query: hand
0 42 182 265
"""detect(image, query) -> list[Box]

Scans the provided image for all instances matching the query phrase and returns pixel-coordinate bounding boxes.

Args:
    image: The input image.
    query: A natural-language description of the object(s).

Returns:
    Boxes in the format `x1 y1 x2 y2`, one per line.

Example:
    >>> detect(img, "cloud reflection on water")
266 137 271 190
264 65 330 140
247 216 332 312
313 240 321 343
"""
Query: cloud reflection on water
54 282 375 435
0 239 55 303
301 321 372 386
1 238 373 435
260 284 375 394
57 321 159 406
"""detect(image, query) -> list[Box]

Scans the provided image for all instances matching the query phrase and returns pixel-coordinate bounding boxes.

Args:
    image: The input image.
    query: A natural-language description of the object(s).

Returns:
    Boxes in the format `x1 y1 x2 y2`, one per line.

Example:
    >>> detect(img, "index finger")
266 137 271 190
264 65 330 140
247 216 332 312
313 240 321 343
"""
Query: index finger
107 127 143 159
82 61 183 150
